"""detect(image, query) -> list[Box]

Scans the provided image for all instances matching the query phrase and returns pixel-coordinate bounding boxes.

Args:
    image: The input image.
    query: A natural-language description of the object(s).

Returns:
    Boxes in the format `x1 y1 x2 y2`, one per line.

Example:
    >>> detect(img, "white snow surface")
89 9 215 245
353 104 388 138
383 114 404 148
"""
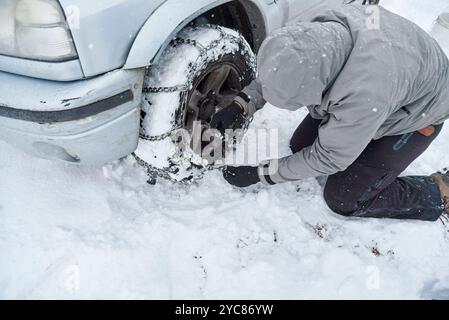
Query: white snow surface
1 0 449 299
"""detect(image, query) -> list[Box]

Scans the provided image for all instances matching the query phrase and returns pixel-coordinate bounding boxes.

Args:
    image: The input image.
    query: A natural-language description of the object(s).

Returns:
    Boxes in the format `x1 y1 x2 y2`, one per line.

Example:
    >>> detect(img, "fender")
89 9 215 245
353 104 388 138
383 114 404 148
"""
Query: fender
124 0 285 69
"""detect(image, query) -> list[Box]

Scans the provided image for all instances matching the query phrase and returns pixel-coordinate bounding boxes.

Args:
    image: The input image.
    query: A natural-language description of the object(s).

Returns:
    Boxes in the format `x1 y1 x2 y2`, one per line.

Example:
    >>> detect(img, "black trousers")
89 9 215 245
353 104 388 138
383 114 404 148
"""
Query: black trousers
290 115 444 221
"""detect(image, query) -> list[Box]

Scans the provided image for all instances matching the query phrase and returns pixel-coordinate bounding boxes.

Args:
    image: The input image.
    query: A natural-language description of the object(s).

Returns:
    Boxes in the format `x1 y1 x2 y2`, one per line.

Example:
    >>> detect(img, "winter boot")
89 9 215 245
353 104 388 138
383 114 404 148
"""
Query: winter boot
431 168 449 217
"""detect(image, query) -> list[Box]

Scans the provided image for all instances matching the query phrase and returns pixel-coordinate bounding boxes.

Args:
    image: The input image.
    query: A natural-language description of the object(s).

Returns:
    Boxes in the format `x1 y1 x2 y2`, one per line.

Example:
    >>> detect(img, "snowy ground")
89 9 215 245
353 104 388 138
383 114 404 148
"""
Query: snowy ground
1 0 449 299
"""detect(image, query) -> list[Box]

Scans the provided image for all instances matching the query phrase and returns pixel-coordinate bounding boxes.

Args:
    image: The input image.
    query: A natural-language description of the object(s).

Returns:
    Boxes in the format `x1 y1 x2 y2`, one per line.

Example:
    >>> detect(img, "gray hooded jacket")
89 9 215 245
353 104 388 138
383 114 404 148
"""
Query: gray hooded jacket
241 2 449 184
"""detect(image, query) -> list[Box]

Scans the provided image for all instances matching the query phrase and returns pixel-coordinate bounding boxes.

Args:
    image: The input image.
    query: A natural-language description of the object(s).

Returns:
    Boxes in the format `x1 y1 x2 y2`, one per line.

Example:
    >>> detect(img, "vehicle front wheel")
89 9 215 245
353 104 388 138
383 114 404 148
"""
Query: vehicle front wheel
134 25 256 183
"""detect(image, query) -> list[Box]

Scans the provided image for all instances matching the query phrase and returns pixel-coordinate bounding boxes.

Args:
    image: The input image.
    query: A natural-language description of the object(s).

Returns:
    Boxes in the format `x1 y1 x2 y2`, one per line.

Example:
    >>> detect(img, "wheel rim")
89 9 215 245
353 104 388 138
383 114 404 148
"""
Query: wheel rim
184 63 242 132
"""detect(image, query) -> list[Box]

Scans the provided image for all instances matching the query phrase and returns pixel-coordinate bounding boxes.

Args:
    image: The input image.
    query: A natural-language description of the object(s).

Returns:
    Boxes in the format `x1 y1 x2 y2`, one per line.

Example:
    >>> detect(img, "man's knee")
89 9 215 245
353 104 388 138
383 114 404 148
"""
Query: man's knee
323 180 358 217
290 133 313 154
289 115 321 154
289 140 302 154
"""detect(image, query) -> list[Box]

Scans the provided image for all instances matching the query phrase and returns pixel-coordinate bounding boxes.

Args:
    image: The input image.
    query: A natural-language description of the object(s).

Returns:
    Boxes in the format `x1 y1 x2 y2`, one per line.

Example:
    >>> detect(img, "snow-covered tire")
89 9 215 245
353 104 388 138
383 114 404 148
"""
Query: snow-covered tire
135 25 256 181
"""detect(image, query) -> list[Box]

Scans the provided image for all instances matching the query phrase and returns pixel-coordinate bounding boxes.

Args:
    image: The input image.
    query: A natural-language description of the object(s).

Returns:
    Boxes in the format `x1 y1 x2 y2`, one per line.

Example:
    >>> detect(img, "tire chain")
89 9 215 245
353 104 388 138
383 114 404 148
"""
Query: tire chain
133 25 256 185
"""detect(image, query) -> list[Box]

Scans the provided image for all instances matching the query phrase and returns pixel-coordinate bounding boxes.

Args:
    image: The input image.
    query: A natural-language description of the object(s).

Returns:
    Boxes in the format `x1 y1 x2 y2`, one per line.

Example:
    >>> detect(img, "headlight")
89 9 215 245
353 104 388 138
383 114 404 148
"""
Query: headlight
0 0 77 62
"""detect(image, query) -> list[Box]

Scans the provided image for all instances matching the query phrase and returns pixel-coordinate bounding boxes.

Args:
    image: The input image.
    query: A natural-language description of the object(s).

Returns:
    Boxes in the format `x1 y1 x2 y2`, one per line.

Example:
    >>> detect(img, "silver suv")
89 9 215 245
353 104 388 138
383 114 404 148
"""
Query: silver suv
0 0 334 167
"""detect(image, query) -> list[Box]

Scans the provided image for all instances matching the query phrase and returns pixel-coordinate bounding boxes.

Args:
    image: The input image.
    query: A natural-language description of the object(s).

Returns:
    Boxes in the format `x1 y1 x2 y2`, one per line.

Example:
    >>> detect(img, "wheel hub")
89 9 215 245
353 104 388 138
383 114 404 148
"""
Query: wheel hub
184 63 242 132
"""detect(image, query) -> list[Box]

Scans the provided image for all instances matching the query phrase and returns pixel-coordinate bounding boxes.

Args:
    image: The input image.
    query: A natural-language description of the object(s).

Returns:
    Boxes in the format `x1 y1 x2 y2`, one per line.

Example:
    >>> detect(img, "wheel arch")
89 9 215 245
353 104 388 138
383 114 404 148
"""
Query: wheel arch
124 0 269 70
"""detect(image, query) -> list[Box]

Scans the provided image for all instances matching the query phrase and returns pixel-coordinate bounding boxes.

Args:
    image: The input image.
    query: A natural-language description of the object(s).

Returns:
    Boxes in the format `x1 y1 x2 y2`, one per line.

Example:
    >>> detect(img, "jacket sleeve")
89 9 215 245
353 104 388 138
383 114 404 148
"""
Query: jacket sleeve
259 88 391 184
240 79 266 117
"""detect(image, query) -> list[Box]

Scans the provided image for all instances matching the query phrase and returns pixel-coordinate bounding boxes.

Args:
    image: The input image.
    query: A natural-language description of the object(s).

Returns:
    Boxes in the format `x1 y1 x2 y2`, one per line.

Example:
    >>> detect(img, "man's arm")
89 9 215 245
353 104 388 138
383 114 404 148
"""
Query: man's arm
239 79 267 117
259 92 390 184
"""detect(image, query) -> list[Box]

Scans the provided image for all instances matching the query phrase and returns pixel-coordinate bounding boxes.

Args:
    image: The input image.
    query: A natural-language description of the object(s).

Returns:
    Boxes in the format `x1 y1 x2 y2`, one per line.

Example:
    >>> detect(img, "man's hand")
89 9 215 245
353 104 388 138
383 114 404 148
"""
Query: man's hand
210 101 245 136
223 166 260 188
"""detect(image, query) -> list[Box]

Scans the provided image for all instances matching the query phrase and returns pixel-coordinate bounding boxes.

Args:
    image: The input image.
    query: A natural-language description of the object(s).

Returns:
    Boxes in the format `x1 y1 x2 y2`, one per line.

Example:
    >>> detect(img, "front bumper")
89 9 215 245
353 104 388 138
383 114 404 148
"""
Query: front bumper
0 68 145 165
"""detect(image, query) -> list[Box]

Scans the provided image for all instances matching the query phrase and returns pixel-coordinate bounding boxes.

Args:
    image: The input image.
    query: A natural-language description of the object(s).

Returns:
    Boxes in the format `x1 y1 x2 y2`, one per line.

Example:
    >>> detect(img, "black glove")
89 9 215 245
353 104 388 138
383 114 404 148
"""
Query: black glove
210 101 245 136
223 166 260 188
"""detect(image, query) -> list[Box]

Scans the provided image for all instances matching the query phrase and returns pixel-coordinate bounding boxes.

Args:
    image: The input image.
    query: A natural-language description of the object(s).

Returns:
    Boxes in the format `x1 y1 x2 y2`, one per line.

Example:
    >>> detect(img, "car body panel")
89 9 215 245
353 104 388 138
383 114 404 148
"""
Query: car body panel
124 0 284 69
285 0 326 20
0 68 144 112
0 106 141 164
58 0 287 76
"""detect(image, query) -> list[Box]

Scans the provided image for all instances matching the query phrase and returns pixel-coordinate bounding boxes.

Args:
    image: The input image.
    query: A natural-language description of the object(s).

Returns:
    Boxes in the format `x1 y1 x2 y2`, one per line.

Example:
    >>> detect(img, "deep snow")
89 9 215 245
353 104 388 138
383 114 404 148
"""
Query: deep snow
1 0 449 299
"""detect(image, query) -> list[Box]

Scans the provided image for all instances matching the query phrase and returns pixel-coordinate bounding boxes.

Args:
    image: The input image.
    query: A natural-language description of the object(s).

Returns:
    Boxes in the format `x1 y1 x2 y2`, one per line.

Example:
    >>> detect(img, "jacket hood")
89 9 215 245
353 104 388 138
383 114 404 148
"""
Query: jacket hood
257 21 353 110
